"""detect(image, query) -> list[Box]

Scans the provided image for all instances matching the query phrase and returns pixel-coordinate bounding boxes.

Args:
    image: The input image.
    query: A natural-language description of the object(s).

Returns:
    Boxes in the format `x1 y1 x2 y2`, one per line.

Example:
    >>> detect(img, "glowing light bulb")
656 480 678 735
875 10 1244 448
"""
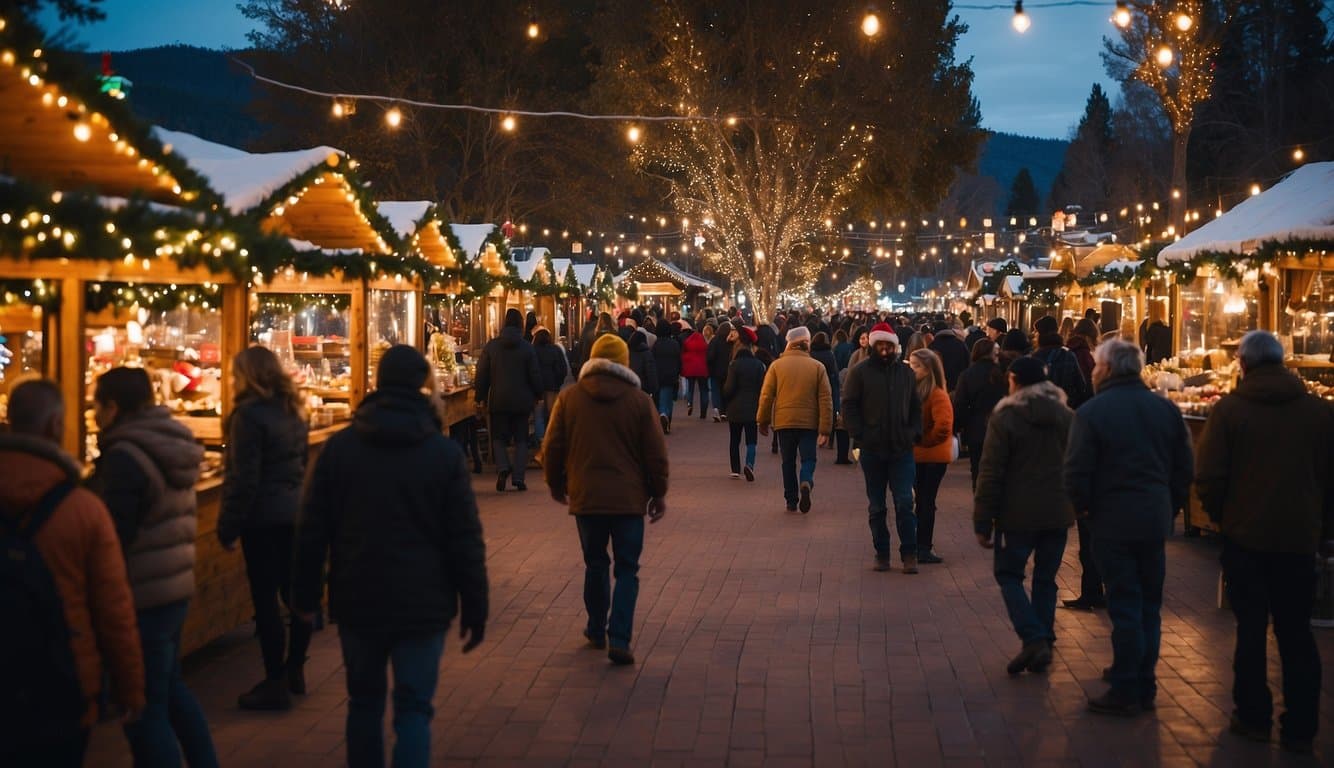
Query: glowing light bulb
1293 148 1305 162
861 12 880 38
332 100 345 118
1156 45 1174 67
385 107 402 128
1012 2 1030 33
1175 13 1192 32
1250 183 1262 196
72 122 91 142
626 125 642 144
501 115 516 132
527 22 539 39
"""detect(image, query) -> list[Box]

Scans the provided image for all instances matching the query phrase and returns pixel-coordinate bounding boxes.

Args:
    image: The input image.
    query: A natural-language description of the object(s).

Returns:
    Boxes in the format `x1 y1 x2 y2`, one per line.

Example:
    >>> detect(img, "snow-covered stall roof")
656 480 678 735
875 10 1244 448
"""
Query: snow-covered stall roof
154 127 344 215
1159 162 1334 265
513 248 550 282
449 223 497 258
616 258 723 296
376 201 434 240
550 257 572 283
572 264 599 288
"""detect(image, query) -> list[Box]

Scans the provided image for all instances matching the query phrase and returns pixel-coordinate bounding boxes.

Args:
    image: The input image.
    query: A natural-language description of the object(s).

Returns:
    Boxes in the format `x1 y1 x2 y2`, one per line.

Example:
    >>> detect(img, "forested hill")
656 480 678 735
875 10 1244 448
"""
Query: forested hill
88 46 1068 210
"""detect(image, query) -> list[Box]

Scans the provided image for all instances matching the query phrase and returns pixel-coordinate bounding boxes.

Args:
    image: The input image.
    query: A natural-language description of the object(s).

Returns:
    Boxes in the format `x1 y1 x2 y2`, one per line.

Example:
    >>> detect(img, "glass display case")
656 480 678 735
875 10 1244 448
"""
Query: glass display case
1279 267 1334 385
1177 268 1261 370
368 288 418 389
250 292 353 402
83 284 225 463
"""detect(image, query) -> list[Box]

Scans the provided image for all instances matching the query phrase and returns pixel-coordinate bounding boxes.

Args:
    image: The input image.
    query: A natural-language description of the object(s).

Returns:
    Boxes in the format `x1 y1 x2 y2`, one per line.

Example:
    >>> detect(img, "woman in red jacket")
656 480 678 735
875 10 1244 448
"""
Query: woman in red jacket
909 349 954 567
679 323 711 419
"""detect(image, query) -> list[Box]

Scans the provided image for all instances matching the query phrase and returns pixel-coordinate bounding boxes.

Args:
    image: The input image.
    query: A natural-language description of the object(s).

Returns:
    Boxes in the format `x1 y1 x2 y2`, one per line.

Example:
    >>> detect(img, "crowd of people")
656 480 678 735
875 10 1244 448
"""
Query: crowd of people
3 299 1330 766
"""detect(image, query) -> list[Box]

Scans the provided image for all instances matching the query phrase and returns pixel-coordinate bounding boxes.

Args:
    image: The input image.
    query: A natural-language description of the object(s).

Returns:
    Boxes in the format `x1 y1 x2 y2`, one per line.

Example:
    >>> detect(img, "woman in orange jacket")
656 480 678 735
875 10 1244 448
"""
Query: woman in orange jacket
909 349 954 564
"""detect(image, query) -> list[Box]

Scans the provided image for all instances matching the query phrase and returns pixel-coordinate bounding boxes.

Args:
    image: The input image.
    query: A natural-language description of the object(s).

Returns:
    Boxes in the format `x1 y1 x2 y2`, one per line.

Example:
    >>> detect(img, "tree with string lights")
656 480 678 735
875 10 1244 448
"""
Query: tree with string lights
590 1 982 319
1104 0 1226 231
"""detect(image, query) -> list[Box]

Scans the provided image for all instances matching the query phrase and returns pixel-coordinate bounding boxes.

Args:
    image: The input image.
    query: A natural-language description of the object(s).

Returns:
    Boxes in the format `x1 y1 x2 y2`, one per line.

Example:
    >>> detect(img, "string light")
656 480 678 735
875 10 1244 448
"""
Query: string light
861 12 881 38
1011 2 1031 33
385 106 403 128
501 115 517 132
527 20 540 39
1293 148 1305 162
1155 45 1174 67
626 125 642 144
72 122 91 142
1174 12 1193 32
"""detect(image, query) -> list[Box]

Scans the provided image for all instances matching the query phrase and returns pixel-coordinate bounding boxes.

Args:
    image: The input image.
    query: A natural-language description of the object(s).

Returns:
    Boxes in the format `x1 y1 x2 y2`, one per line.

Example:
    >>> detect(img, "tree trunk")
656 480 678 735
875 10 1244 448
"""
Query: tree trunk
1170 127 1190 233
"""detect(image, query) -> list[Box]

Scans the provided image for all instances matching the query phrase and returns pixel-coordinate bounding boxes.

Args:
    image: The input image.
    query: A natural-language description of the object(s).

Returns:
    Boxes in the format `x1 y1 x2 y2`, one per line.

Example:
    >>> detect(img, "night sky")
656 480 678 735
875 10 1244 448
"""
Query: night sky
41 0 1121 140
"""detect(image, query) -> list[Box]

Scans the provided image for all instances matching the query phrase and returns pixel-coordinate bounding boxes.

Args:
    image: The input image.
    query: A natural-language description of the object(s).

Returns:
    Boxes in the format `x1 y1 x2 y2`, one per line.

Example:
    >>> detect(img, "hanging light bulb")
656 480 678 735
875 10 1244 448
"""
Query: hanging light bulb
1155 45 1174 67
1250 183 1262 196
861 11 881 38
527 19 540 39
385 106 403 128
1112 1 1132 29
1293 147 1305 162
626 125 642 144
1011 1 1031 33
501 115 517 132
1175 13 1193 32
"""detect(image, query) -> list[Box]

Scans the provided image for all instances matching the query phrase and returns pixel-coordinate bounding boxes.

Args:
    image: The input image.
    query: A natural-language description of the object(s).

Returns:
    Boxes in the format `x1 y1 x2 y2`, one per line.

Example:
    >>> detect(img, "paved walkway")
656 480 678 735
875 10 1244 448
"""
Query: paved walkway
88 408 1334 766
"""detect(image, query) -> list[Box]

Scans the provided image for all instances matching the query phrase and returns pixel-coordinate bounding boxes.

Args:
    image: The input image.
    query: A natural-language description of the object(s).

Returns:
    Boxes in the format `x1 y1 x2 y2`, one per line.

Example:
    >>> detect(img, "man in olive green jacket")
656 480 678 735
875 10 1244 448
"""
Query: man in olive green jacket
974 356 1074 677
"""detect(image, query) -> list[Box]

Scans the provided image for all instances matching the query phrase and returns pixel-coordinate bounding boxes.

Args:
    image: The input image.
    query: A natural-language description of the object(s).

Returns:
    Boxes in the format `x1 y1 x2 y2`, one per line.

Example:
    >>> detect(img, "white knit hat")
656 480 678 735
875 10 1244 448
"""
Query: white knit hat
786 326 812 345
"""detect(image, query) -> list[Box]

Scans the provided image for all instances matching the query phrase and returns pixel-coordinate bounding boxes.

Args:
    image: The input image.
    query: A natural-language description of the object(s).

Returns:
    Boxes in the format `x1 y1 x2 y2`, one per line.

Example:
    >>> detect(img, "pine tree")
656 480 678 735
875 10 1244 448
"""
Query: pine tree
1005 168 1040 219
1047 84 1115 212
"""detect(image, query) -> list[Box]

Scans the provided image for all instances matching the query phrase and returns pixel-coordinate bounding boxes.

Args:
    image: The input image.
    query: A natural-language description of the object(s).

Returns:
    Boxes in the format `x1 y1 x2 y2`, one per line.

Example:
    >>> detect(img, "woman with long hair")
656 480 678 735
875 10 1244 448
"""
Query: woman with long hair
906 332 928 356
847 326 871 369
218 345 312 710
908 349 954 565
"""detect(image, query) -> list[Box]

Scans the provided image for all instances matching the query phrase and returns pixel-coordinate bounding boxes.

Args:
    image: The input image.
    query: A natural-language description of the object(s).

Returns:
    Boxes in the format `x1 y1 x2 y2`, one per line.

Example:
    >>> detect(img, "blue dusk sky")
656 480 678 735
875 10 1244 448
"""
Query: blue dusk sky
41 0 1123 139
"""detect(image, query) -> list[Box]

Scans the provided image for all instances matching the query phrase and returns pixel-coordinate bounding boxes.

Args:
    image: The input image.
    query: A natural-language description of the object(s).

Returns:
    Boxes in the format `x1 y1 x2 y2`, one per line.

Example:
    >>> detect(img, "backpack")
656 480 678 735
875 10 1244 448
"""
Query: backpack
0 482 85 747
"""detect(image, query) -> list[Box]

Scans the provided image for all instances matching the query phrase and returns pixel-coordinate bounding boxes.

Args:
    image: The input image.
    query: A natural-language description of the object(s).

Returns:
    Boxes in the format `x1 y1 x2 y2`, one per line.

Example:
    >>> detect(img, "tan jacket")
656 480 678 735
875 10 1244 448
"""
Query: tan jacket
542 358 669 515
0 435 145 727
757 348 833 433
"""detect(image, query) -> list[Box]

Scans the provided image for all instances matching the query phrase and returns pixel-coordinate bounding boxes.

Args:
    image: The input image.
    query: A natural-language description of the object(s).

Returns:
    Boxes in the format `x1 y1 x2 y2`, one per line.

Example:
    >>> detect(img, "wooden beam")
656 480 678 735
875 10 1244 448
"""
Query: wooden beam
58 275 84 458
219 283 248 428
349 280 368 407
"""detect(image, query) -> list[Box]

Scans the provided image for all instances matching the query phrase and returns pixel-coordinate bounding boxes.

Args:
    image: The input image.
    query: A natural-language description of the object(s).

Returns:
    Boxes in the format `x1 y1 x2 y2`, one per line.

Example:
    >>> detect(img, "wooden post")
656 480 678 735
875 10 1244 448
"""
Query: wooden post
58 276 84 458
350 279 368 407
412 284 425 352
1170 280 1182 357
219 283 248 427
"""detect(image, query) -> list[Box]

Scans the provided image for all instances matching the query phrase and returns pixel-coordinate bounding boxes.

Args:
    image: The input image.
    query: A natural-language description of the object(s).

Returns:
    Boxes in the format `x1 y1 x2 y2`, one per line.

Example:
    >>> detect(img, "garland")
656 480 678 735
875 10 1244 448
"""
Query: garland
250 160 401 259
254 293 351 313
0 278 59 310
85 281 223 314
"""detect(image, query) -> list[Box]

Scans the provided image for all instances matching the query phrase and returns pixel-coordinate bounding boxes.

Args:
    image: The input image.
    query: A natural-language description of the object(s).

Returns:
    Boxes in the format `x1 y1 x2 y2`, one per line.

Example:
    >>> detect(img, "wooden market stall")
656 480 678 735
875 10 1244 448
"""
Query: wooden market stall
1053 243 1145 333
614 256 724 315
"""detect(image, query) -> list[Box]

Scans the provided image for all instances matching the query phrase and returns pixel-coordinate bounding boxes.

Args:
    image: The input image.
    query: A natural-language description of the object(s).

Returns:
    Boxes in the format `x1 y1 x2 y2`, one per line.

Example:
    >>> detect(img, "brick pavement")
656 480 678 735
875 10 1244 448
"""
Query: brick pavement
86 409 1334 766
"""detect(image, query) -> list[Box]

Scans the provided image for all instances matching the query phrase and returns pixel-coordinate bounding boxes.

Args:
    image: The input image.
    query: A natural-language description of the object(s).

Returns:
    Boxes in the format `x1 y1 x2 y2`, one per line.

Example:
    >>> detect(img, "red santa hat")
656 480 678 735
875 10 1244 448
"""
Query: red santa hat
868 323 899 348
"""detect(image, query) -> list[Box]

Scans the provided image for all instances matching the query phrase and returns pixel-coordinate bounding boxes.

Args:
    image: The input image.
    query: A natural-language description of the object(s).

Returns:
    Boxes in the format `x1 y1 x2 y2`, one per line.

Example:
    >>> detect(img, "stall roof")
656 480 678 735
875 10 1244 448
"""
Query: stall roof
550 257 572 283
1073 243 1140 278
572 263 598 288
0 51 192 204
1160 162 1334 265
616 257 723 295
376 201 434 240
154 128 341 215
449 223 497 258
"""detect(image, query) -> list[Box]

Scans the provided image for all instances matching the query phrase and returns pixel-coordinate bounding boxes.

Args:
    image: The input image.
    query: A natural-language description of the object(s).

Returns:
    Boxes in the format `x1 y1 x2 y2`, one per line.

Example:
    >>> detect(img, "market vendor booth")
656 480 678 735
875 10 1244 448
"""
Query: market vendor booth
1054 243 1146 333
614 256 723 315
1152 161 1334 533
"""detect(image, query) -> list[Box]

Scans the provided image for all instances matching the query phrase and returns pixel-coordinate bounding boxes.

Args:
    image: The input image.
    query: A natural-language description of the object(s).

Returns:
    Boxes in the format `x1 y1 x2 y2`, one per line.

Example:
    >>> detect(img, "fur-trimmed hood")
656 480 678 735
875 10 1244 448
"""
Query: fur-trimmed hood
993 380 1070 426
578 356 643 402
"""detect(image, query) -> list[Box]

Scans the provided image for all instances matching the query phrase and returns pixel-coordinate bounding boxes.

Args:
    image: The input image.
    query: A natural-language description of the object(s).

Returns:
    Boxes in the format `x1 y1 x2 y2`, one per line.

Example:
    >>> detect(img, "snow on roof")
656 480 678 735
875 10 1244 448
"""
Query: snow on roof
376 201 434 239
572 264 598 288
514 256 546 282
1160 162 1334 264
286 238 364 256
449 223 496 258
550 257 572 283
153 127 345 215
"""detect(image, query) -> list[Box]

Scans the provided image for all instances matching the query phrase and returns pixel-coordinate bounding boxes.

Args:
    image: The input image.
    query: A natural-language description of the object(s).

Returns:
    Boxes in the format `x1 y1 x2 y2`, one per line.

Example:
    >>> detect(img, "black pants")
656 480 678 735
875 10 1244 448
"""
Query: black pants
728 421 757 474
835 428 850 462
1221 538 1321 740
241 525 313 680
1075 518 1104 601
967 440 983 490
913 462 947 553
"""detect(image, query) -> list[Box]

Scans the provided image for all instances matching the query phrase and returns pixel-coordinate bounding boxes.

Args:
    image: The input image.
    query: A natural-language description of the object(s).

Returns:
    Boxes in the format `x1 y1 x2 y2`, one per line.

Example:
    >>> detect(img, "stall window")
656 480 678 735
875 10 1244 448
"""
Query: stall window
368 289 417 389
1177 269 1261 368
250 292 352 400
1281 269 1334 359
0 281 52 424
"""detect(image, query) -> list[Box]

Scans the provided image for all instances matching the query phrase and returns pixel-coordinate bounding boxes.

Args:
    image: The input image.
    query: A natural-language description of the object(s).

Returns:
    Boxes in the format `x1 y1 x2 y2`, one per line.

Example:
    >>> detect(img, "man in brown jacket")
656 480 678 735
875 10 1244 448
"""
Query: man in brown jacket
758 326 833 513
0 379 144 766
1195 330 1334 754
542 333 669 666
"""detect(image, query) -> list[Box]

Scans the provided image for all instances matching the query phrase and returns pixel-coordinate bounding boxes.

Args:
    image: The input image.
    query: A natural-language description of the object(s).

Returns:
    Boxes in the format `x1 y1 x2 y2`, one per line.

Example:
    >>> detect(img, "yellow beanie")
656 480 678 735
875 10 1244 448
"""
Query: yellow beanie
589 333 629 367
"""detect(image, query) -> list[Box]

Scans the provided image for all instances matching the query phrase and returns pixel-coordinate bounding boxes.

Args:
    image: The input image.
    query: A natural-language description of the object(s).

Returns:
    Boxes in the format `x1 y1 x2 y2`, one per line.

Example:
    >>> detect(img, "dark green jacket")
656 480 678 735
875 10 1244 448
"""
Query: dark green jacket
1196 364 1334 553
974 382 1075 534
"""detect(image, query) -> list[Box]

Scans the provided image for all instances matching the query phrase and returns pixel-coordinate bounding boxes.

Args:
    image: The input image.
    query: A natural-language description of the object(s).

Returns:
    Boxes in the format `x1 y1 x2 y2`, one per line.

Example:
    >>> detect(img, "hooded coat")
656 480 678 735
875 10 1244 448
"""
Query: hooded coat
973 382 1075 534
628 328 660 395
89 407 203 611
0 434 145 727
293 388 488 633
542 358 670 515
474 324 543 414
680 330 709 378
1195 363 1334 553
722 346 766 423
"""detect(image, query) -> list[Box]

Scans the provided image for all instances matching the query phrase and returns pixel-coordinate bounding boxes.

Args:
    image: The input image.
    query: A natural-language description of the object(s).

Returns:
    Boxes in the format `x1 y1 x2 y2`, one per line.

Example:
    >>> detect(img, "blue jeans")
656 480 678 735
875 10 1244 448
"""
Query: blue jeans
657 384 677 419
776 429 818 507
710 377 726 414
729 421 758 474
1095 537 1166 703
993 528 1068 644
123 600 218 768
859 447 916 556
685 377 709 412
576 515 645 649
339 628 446 768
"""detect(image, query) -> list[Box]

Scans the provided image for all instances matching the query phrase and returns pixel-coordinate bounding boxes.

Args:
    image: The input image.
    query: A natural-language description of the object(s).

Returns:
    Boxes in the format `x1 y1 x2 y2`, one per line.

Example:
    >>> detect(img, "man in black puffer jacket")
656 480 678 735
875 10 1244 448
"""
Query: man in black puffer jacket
531 326 569 446
475 308 543 492
294 345 488 768
652 319 682 433
628 327 660 397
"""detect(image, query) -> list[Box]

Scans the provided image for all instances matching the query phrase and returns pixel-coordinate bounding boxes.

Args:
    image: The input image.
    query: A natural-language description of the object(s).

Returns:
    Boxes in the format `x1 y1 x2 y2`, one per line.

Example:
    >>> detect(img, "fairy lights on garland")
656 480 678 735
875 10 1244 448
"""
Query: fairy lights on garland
0 278 59 310
84 281 223 314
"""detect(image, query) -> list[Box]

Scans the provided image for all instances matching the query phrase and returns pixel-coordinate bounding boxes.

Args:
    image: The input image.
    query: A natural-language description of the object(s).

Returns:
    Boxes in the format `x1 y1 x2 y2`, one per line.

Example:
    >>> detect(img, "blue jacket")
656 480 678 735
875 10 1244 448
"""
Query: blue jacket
1064 375 1194 541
